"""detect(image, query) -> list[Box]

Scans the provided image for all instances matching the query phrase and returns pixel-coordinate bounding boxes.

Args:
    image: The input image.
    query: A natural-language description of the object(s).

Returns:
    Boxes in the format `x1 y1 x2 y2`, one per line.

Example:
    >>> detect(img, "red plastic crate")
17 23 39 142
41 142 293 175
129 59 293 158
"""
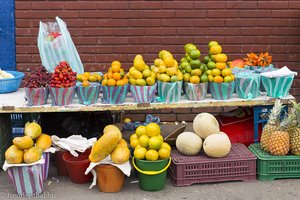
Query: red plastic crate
169 143 257 186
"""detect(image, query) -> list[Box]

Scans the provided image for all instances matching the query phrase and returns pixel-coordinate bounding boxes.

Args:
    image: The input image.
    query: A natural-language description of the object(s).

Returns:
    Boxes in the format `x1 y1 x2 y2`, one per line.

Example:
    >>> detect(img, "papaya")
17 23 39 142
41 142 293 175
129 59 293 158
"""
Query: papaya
89 125 122 163
36 134 52 151
111 146 130 164
116 139 128 148
13 135 34 150
103 125 121 135
24 121 42 139
24 146 43 164
5 145 24 164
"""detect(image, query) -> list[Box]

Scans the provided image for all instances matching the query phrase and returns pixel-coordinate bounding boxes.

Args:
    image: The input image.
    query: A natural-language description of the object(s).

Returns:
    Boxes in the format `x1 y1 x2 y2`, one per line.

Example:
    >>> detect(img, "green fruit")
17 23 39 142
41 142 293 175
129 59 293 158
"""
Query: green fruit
200 63 207 72
180 57 187 63
189 49 201 60
203 56 210 64
208 41 219 48
185 44 197 53
171 75 179 83
200 74 208 83
207 61 216 70
185 54 192 62
184 65 192 73
183 73 191 82
191 69 202 76
136 79 147 86
190 59 201 69
181 61 190 69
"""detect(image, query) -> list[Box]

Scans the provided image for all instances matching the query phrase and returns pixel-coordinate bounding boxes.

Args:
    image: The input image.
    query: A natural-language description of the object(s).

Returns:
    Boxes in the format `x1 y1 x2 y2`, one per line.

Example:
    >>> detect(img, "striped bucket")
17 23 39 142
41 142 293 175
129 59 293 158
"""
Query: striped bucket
42 152 50 181
130 84 157 103
7 164 44 196
76 83 101 105
261 75 294 98
209 81 235 100
25 87 49 106
157 81 182 103
49 86 76 106
184 82 208 101
102 84 129 104
235 73 261 99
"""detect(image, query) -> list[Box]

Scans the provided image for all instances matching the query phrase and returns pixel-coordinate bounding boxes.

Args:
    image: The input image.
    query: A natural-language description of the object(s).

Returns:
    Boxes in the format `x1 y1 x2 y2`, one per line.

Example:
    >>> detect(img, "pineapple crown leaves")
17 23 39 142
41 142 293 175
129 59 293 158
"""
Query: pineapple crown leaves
268 99 285 125
292 100 300 127
279 111 295 131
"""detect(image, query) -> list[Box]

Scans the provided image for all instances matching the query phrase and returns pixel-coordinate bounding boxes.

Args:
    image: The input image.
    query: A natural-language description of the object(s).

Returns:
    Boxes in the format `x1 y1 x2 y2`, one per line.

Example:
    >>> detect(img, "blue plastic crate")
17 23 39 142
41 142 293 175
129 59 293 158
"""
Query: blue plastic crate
253 105 288 143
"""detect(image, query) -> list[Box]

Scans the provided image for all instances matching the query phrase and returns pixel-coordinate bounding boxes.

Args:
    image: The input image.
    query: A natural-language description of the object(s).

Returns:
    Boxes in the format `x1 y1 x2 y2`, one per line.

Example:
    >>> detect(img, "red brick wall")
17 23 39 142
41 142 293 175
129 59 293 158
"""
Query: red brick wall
15 1 300 121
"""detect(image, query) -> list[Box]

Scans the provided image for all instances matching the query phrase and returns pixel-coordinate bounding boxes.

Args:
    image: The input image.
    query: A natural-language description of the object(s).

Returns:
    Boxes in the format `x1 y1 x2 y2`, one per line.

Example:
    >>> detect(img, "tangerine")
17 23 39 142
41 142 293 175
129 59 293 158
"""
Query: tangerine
214 75 224 83
107 78 116 86
112 72 121 80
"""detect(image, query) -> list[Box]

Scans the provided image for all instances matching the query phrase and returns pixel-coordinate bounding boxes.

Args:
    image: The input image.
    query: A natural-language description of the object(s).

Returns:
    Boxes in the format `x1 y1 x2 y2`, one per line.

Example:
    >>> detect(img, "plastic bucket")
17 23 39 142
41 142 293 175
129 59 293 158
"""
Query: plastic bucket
94 164 125 193
62 149 92 184
55 150 68 176
132 157 171 191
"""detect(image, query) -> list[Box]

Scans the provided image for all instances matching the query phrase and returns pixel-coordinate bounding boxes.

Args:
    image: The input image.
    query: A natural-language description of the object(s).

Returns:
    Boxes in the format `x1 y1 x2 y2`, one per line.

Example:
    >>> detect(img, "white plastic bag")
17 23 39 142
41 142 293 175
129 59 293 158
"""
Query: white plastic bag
38 16 84 74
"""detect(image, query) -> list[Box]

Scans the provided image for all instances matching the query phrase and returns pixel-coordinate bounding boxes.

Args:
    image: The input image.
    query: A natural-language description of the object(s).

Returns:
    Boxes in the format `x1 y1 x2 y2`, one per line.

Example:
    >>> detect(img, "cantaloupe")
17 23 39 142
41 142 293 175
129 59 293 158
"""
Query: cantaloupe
193 113 220 139
203 133 231 158
89 125 122 163
176 132 202 156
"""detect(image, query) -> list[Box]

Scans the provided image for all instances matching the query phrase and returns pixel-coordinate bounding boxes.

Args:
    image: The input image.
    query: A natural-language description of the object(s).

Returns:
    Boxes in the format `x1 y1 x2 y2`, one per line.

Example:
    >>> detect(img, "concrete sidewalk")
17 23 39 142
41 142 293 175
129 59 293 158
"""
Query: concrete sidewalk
1 163 300 200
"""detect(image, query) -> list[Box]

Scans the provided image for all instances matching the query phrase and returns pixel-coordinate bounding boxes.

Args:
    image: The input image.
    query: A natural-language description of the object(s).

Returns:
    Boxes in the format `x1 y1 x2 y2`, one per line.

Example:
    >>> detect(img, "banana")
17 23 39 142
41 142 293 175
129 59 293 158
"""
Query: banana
0 69 14 78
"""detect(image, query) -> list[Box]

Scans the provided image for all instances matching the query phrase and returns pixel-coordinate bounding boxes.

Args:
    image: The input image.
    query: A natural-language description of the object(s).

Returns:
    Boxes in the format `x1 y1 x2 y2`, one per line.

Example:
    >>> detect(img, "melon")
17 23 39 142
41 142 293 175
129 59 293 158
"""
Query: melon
193 113 220 139
203 133 231 158
176 132 202 156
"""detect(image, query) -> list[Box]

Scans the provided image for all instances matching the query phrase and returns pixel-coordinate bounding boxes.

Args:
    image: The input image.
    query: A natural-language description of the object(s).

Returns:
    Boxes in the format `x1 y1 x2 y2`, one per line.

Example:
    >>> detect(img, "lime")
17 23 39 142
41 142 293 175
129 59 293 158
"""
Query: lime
207 61 216 70
184 65 192 73
224 75 233 83
208 41 219 48
203 55 210 64
200 63 207 72
180 57 187 63
185 44 197 53
189 49 201 60
135 125 147 138
190 59 201 69
200 74 208 83
171 75 179 82
148 136 163 150
191 69 202 76
185 54 192 62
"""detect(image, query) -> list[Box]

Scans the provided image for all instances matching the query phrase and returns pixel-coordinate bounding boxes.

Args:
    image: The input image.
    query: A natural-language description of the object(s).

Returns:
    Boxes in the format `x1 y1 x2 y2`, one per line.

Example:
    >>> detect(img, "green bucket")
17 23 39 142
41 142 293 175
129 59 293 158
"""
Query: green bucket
132 157 171 191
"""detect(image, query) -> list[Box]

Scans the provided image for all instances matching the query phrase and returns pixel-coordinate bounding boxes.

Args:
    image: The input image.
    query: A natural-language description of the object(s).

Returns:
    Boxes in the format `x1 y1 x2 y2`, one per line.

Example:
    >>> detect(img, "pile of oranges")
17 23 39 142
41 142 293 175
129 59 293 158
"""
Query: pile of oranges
206 68 235 83
102 61 128 86
76 72 102 87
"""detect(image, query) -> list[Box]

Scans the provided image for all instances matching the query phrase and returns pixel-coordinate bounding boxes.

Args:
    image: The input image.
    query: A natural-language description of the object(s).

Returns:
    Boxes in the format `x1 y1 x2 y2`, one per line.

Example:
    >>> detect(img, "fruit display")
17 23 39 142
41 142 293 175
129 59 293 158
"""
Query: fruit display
290 101 300 155
102 61 128 86
193 113 220 139
24 66 52 88
179 44 207 84
151 50 183 83
76 72 102 88
89 125 130 164
203 132 231 158
130 123 171 161
175 132 202 156
0 69 14 79
128 55 156 86
49 61 77 88
5 122 52 164
244 52 272 67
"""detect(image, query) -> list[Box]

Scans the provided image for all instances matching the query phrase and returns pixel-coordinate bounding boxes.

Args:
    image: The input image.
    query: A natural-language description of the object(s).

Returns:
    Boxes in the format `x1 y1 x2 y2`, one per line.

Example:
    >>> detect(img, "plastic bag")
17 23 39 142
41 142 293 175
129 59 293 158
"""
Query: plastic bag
37 16 84 74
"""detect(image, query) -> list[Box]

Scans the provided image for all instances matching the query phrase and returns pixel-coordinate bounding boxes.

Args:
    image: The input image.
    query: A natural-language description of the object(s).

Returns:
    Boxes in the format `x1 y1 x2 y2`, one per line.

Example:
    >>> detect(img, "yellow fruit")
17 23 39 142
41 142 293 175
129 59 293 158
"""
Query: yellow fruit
148 136 163 150
208 41 219 48
214 75 224 83
103 125 121 135
124 117 131 123
107 78 116 86
191 69 202 76
208 74 214 82
210 45 222 55
183 73 191 82
136 125 147 138
138 135 149 148
116 79 124 86
215 53 228 63
130 134 138 141
215 62 227 70
146 123 161 137
5 145 24 164
129 78 137 85
154 58 164 67
211 68 221 76
158 147 171 159
132 70 143 79
145 149 159 161
116 139 128 148
159 50 170 59
146 77 156 86
221 68 232 77
158 65 167 74
112 60 121 67
82 80 90 87
163 56 175 67
136 79 147 86
190 76 200 84
157 135 164 141
159 74 171 82
161 142 171 151
89 125 122 163
76 74 83 82
151 66 159 73
166 67 177 77
177 71 183 81
134 147 147 160
130 139 139 148
150 71 156 80
24 146 43 164
111 146 130 164
83 72 91 78
24 122 42 139
36 134 52 151
102 79 108 86
13 135 34 150
129 67 136 74
142 69 152 78
88 74 98 82
134 55 146 71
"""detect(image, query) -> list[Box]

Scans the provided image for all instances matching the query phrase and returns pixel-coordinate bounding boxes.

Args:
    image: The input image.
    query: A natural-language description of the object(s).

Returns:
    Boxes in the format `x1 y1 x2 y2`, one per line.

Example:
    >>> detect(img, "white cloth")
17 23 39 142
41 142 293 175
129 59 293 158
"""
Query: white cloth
51 135 97 157
44 147 56 153
2 158 45 171
85 155 132 189
260 66 297 78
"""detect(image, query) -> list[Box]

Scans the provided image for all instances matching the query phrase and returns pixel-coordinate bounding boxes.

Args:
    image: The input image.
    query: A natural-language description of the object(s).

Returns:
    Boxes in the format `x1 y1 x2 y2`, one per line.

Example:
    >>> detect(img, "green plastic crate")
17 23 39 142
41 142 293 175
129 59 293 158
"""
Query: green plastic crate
0 114 12 167
249 143 300 181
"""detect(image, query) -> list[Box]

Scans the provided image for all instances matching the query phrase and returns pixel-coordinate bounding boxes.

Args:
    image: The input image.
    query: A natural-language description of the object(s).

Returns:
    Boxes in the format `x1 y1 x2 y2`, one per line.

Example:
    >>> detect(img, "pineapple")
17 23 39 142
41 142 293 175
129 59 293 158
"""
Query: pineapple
290 101 300 155
260 100 285 152
268 112 291 156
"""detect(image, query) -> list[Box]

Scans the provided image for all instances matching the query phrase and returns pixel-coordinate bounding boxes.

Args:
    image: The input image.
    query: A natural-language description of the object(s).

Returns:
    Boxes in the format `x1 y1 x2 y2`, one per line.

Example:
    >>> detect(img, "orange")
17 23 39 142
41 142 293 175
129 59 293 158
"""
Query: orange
102 79 108 86
161 142 171 151
215 53 228 63
214 75 224 83
130 139 139 148
123 77 129 84
97 75 102 81
116 79 124 86
145 123 161 137
76 74 83 82
231 74 235 81
112 72 121 80
158 147 171 159
103 74 108 79
81 75 88 81
83 72 91 78
88 74 98 82
111 64 121 73
209 45 222 54
107 72 113 79
221 68 232 77
108 67 113 73
145 149 159 161
136 125 147 138
211 68 221 76
107 78 116 86
216 62 227 70
190 75 200 84
111 61 121 67
82 80 90 87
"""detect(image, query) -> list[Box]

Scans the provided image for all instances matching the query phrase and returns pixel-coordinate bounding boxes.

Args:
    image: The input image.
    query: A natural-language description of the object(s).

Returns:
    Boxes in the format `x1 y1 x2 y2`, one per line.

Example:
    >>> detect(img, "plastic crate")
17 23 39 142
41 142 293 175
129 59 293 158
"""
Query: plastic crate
0 114 12 167
249 143 300 181
169 144 256 186
253 105 288 143
10 113 41 137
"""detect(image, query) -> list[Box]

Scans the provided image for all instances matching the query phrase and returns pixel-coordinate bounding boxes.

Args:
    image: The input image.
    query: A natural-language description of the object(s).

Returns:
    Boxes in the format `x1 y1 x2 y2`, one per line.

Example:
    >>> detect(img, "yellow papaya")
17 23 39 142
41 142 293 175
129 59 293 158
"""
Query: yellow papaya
36 134 52 151
5 145 24 164
13 135 34 150
89 125 122 163
111 146 130 164
103 125 121 135
116 139 128 148
24 121 42 139
23 146 43 164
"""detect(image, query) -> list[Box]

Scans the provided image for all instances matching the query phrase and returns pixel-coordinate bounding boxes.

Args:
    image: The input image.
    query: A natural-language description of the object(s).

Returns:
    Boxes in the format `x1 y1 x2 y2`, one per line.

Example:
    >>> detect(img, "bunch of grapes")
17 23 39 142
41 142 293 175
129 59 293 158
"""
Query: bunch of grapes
24 66 52 88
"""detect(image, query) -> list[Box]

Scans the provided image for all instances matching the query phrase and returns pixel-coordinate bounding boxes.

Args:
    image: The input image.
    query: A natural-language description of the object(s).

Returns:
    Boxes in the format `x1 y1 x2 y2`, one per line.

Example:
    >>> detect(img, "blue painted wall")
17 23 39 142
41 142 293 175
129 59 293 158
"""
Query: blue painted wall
0 0 16 70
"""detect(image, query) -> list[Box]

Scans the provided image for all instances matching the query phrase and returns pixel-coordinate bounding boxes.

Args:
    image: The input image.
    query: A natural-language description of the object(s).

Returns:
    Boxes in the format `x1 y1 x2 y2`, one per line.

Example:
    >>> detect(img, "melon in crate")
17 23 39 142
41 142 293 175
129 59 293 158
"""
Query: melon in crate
203 133 231 158
176 132 202 156
193 113 220 139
